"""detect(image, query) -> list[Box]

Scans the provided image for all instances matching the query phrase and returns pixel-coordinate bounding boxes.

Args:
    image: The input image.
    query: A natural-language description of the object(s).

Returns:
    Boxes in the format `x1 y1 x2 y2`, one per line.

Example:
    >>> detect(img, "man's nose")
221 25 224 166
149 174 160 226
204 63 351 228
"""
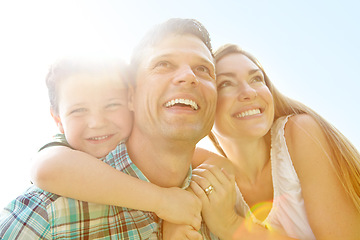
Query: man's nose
172 66 199 87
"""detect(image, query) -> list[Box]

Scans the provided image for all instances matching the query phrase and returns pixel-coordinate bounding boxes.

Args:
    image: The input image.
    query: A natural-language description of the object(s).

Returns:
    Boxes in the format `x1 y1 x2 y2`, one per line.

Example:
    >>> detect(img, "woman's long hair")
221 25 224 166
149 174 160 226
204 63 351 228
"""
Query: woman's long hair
209 44 360 212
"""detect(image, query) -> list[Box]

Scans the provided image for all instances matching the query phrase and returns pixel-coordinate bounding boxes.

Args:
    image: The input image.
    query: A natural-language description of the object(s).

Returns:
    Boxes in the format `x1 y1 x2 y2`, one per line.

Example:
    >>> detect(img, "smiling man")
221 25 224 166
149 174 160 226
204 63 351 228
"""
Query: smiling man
124 18 218 238
127 23 217 188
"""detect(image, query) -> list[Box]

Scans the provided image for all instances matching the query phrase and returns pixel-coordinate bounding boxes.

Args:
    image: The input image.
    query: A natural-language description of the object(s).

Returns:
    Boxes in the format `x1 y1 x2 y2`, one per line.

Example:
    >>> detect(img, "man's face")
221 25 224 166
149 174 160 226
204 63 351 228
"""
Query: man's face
129 34 217 143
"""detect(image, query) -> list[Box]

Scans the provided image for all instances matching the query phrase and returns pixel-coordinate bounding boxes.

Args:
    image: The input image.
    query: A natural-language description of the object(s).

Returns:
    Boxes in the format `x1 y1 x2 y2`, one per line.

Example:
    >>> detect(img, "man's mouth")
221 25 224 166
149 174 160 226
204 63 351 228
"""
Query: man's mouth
164 98 199 110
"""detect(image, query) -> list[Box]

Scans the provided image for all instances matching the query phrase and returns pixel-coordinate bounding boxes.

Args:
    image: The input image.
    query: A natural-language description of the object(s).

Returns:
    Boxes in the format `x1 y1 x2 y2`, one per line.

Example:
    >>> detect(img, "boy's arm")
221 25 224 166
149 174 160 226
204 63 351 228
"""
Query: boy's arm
31 146 163 209
30 146 202 229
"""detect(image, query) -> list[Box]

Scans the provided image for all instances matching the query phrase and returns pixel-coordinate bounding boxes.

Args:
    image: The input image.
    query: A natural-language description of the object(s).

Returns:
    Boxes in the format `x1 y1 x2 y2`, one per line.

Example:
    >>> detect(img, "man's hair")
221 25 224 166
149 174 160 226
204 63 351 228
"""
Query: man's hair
46 57 128 114
129 18 213 84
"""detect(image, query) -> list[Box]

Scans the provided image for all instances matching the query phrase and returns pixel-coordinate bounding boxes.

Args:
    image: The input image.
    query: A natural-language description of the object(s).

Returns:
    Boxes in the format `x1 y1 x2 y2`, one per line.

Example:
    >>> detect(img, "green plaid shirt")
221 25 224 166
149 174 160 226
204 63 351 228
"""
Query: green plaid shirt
0 140 218 239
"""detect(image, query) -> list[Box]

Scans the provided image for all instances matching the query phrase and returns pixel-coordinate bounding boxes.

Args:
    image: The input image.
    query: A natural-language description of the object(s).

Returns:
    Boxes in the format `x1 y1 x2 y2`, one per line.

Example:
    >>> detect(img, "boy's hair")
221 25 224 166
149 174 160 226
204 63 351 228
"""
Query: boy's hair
129 18 213 85
46 57 128 114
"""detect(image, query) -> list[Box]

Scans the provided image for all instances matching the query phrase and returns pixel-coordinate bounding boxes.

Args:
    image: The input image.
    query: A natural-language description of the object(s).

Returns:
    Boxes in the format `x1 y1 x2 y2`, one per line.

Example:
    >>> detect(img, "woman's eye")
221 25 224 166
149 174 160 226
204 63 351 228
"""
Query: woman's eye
217 80 233 89
251 75 264 83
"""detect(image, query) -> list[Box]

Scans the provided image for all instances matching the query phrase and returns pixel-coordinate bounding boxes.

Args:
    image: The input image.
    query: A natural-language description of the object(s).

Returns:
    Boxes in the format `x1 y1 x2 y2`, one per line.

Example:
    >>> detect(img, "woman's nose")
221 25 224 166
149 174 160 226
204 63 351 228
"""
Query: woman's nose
237 83 257 101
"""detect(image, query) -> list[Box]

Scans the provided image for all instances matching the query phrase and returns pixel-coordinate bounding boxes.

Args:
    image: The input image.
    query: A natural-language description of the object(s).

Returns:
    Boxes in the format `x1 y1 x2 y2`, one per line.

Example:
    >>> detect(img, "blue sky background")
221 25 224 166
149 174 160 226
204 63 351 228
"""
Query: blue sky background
0 0 359 208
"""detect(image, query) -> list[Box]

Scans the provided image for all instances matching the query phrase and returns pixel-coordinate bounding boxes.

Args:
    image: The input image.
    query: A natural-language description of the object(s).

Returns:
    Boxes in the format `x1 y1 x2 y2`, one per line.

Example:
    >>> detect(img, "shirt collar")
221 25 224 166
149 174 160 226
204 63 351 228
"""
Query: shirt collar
181 166 192 189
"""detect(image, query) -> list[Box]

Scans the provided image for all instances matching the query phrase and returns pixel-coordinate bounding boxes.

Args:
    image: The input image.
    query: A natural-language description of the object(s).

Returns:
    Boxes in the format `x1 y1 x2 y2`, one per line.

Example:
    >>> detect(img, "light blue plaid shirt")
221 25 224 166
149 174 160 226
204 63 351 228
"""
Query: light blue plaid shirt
0 141 218 239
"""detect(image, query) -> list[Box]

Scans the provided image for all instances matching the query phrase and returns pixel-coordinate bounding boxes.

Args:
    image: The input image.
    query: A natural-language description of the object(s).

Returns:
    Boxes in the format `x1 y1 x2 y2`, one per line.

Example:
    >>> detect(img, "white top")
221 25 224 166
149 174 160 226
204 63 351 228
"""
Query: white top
234 115 316 240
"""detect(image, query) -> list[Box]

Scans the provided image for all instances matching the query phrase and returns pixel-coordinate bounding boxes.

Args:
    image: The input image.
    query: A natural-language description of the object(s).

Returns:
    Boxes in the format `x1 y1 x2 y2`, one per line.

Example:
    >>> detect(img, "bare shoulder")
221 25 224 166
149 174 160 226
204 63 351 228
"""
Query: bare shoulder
283 116 360 238
284 114 329 153
283 114 333 174
284 114 323 138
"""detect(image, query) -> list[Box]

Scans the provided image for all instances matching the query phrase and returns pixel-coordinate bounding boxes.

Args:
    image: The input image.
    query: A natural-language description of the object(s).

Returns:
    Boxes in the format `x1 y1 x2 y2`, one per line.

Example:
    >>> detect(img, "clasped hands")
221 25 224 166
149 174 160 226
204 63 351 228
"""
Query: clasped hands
162 163 237 240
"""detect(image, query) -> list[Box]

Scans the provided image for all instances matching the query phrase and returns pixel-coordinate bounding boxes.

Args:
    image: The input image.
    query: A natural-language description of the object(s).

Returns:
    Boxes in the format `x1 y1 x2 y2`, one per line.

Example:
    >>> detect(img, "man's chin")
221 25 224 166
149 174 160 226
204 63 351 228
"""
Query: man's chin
161 127 207 143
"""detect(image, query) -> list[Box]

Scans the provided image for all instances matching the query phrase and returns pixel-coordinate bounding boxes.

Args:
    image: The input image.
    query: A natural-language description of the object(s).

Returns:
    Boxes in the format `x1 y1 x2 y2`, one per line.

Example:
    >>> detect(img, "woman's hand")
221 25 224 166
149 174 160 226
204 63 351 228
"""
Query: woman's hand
162 221 203 240
191 163 240 239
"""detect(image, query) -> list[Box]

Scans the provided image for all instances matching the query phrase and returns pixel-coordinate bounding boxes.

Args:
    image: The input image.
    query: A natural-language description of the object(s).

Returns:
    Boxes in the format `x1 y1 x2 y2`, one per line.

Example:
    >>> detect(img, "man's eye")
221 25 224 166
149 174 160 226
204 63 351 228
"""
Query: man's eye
196 65 210 73
155 61 170 68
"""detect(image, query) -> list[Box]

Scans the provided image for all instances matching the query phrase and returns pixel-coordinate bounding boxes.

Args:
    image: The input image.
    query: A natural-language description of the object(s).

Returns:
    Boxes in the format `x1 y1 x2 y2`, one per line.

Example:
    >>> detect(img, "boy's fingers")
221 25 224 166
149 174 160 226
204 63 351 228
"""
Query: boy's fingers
191 215 202 231
185 228 203 240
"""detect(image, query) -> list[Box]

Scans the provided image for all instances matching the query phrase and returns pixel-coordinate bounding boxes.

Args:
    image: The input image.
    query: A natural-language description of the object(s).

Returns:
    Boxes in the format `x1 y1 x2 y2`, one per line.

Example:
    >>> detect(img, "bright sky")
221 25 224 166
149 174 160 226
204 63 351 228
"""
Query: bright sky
0 0 359 209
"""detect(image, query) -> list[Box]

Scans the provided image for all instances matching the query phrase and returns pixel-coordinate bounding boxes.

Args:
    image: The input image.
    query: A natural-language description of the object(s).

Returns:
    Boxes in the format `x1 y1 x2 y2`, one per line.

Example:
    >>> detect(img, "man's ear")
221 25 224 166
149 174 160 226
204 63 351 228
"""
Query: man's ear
50 108 64 134
127 85 135 112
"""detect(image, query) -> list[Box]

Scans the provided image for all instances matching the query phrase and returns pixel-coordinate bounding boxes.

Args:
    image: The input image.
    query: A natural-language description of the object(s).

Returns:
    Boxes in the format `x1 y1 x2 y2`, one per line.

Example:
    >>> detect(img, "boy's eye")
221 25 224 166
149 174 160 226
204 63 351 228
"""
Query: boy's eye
70 108 86 114
106 103 121 108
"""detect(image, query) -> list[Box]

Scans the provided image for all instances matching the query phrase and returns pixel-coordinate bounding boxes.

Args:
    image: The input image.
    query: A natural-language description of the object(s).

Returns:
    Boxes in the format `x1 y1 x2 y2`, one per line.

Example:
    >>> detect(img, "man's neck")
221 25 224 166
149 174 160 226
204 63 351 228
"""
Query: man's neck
126 131 196 188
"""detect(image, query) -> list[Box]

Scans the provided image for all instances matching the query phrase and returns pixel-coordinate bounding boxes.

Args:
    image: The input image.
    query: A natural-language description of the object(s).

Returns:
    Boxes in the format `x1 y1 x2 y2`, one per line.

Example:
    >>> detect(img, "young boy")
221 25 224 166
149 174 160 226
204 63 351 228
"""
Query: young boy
0 57 202 239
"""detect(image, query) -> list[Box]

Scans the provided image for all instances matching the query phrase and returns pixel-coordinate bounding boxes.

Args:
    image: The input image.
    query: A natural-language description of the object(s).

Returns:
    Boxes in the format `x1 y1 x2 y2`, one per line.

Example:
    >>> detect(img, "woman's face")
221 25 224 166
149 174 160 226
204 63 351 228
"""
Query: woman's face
213 53 274 141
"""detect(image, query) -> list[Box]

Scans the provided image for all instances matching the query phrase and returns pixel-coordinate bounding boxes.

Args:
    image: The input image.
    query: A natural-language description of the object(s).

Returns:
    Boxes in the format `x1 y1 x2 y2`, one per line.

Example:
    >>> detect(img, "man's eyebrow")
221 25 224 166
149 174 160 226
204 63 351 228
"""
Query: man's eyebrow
198 56 215 67
148 54 172 64
150 53 213 64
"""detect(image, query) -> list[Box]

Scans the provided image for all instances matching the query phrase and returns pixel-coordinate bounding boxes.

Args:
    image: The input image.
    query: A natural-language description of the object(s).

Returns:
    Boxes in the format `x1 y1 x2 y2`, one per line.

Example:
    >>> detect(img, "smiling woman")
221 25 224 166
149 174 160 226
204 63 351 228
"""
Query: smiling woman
196 44 360 239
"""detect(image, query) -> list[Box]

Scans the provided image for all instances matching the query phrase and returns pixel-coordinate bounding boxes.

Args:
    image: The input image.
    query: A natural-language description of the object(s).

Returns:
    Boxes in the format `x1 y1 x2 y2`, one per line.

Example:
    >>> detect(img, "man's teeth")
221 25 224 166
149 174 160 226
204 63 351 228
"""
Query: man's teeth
165 99 199 110
89 136 109 141
236 109 261 118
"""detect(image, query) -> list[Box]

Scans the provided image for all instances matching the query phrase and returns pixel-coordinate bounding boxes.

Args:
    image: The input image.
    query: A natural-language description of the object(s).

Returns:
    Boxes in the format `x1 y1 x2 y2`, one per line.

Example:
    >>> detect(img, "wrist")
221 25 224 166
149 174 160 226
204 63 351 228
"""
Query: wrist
152 185 168 215
218 215 243 240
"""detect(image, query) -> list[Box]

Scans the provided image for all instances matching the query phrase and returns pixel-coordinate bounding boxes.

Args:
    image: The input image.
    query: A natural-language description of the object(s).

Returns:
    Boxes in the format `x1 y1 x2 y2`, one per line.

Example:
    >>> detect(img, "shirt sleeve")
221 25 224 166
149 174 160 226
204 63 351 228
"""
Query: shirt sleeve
0 187 53 239
38 133 73 151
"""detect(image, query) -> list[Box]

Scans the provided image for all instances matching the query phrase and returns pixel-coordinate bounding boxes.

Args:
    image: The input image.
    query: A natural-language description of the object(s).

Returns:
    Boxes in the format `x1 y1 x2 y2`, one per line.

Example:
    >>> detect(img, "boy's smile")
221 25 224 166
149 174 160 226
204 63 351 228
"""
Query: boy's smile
53 71 133 158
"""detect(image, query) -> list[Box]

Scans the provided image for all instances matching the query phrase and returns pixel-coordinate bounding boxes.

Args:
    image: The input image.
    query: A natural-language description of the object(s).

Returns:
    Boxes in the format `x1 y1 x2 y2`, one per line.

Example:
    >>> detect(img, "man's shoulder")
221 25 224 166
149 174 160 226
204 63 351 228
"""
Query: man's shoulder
102 142 133 170
0 186 56 239
2 185 59 212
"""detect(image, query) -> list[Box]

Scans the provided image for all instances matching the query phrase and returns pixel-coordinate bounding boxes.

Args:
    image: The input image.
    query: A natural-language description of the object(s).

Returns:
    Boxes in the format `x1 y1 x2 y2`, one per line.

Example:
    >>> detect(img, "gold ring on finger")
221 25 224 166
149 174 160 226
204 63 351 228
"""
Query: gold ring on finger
204 185 214 196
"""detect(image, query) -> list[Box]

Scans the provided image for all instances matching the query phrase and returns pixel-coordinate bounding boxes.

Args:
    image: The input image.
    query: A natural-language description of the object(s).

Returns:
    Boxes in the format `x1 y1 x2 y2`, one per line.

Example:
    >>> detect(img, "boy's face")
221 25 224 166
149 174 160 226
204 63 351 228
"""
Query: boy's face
52 71 133 158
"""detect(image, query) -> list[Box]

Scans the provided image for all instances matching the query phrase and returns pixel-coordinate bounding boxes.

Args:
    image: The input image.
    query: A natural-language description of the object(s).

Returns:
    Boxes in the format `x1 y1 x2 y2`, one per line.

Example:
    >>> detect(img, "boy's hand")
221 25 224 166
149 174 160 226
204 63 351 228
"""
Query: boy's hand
155 187 202 231
163 221 203 240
